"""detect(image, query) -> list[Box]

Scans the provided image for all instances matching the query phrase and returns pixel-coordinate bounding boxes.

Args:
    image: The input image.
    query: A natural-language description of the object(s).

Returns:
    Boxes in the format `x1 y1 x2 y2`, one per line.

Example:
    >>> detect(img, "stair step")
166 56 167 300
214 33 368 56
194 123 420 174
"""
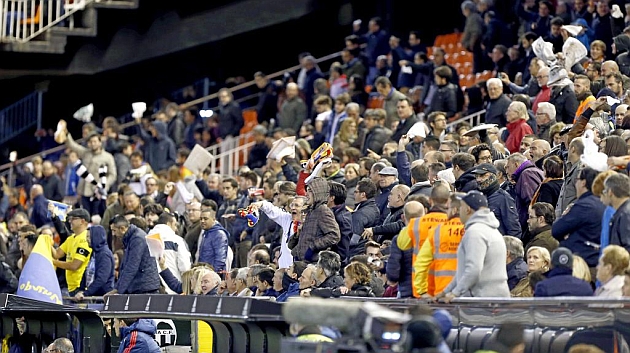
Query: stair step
1 39 66 54
49 26 97 37
93 0 138 9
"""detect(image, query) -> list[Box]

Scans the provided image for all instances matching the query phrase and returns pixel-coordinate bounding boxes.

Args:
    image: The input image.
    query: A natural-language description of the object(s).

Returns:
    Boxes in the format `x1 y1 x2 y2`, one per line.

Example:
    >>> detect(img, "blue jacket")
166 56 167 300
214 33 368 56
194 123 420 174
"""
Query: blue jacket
552 192 605 267
484 184 522 237
82 225 114 296
198 223 229 272
160 268 183 294
331 203 354 265
30 194 49 228
375 183 396 224
116 225 161 294
507 257 528 291
276 282 300 303
534 267 593 297
64 163 80 197
386 234 413 298
344 199 380 261
117 319 160 353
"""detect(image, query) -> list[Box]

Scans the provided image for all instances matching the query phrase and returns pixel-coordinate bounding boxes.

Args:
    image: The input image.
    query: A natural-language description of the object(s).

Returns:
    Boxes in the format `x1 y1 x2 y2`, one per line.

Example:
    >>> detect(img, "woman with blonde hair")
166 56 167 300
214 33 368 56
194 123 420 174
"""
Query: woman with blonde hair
512 246 551 297
572 255 592 284
595 245 630 297
333 119 358 151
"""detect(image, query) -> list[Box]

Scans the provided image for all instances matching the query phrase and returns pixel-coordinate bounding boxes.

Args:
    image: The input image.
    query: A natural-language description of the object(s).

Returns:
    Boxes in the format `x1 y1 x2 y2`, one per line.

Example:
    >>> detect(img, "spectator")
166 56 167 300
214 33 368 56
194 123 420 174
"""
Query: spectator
51 208 92 296
113 319 160 353
595 245 630 297
436 190 510 302
505 236 528 291
534 247 593 297
106 215 160 295
197 208 229 272
511 246 551 298
74 225 114 300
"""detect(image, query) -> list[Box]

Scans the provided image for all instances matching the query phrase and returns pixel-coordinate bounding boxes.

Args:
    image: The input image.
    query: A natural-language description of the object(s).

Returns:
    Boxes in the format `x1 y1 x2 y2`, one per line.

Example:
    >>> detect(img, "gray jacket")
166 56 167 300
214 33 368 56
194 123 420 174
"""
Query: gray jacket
444 208 510 298
555 160 581 219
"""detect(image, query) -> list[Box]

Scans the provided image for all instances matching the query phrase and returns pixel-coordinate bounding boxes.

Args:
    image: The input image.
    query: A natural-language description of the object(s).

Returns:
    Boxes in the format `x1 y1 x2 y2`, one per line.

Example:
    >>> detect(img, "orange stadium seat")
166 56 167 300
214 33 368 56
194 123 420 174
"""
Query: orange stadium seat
21 5 41 25
367 95 384 109
241 110 258 134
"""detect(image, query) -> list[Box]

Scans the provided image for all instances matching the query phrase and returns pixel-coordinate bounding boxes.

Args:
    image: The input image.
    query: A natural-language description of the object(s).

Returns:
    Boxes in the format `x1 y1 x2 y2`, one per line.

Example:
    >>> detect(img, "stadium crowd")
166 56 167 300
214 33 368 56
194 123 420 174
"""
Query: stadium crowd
2 0 630 351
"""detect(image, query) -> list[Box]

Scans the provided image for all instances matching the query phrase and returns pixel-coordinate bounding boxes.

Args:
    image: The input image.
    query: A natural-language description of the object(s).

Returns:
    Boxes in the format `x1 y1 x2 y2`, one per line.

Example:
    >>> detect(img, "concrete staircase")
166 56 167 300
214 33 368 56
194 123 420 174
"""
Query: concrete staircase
0 0 138 54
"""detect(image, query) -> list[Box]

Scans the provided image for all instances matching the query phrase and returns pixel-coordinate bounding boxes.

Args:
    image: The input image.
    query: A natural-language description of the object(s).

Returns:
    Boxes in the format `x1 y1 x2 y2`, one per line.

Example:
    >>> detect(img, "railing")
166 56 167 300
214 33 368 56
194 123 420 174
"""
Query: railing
0 0 95 43
170 77 214 110
446 109 485 132
0 90 43 144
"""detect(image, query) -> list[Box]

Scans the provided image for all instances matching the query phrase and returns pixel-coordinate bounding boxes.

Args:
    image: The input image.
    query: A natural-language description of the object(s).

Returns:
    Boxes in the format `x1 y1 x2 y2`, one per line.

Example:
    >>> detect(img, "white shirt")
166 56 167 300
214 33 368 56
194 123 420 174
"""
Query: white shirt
149 224 192 294
260 201 295 269
595 275 625 298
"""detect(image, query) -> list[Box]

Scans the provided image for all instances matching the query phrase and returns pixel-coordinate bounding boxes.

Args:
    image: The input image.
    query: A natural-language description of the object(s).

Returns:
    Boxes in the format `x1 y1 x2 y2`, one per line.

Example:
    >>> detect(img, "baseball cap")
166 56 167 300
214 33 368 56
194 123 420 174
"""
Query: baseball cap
456 190 488 211
551 247 574 269
378 166 398 177
471 163 497 175
67 208 91 222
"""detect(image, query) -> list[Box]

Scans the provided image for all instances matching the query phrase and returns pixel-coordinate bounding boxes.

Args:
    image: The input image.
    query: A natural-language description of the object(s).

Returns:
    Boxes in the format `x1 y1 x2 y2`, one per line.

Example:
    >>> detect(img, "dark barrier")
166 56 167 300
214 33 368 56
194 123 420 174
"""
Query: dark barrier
11 294 630 353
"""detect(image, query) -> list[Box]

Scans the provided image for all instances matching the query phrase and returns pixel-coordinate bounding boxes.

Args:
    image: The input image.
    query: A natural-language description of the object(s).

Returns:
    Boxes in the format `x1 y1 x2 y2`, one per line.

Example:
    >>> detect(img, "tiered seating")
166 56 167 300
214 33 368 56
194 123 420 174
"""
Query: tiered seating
431 32 490 89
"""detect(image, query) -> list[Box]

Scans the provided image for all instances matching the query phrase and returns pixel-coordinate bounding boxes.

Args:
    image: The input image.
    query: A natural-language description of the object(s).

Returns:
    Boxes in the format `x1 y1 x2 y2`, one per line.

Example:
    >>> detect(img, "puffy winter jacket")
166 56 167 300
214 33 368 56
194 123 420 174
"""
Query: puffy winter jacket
116 225 160 294
117 319 160 353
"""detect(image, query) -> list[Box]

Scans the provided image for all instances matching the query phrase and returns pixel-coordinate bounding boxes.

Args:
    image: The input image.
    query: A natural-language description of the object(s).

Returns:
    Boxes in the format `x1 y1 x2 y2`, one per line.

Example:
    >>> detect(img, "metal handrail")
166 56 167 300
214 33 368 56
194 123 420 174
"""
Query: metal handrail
180 51 342 109
446 109 485 131
0 51 342 176
0 0 96 43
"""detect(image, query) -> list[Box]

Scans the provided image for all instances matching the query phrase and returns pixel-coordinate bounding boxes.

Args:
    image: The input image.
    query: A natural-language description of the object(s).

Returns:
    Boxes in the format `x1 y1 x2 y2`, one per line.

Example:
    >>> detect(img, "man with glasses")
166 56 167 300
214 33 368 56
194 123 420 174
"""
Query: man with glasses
532 66 551 115
51 208 92 296
183 201 203 259
144 177 158 199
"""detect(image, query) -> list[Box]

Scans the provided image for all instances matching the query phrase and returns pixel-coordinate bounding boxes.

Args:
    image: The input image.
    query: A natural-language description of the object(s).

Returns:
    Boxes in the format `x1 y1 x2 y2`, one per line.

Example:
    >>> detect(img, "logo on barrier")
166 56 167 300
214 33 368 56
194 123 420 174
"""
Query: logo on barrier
153 319 177 347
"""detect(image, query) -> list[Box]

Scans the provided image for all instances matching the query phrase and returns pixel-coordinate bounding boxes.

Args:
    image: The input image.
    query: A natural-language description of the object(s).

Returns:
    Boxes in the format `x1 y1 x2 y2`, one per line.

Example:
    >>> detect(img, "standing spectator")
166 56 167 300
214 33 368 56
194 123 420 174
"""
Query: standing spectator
65 132 117 217
289 178 340 263
485 78 512 127
254 72 279 126
436 190 511 302
217 88 244 143
40 161 64 202
344 179 380 263
106 215 160 295
506 153 544 236
247 125 270 170
374 77 407 130
51 208 92 296
387 201 424 299
74 225 114 300
279 83 307 133
29 185 49 228
197 208 229 272
364 17 390 74
556 137 584 219
472 163 522 237
138 120 177 173
594 245 630 297
164 103 186 147
461 1 485 73
603 173 630 252
505 101 535 154
552 167 605 269
149 213 192 293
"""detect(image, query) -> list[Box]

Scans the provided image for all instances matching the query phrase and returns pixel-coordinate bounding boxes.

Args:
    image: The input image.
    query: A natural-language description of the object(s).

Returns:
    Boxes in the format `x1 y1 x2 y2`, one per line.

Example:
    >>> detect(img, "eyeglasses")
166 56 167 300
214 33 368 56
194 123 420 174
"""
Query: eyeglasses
478 156 493 162
528 215 540 219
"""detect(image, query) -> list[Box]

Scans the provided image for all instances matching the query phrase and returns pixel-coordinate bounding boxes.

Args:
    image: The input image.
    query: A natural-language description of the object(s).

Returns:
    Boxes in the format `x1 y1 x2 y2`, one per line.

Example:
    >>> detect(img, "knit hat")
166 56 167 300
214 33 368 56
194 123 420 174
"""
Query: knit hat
551 247 574 269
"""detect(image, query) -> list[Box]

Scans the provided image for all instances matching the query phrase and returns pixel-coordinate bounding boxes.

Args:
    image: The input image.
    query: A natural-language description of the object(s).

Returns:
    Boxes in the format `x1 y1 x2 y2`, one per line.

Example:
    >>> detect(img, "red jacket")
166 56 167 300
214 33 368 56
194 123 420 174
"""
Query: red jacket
506 119 534 154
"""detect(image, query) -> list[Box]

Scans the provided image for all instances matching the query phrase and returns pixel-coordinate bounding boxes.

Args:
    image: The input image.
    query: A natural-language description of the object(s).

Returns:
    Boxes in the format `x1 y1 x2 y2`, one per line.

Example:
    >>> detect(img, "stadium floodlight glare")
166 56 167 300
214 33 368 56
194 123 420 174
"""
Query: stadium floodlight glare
200 109 214 118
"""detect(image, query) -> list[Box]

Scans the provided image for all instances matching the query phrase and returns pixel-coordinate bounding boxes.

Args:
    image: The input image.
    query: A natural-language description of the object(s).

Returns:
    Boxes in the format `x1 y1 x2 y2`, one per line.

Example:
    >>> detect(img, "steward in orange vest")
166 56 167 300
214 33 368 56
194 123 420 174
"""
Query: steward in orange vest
396 183 451 297
415 194 465 297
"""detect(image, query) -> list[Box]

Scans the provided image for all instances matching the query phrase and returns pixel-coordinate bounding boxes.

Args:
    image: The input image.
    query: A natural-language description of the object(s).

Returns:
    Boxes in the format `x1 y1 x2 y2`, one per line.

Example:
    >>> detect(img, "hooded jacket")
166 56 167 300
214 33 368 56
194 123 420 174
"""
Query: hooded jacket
138 121 177 172
534 267 593 297
116 225 161 294
198 222 229 272
443 209 510 297
117 319 160 353
290 178 340 263
82 225 114 296
480 182 522 237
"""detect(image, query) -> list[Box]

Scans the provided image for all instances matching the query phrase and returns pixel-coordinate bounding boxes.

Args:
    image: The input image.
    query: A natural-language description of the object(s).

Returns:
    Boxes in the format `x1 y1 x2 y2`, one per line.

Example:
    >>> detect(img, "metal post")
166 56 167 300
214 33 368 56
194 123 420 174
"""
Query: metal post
202 78 210 110
36 90 43 142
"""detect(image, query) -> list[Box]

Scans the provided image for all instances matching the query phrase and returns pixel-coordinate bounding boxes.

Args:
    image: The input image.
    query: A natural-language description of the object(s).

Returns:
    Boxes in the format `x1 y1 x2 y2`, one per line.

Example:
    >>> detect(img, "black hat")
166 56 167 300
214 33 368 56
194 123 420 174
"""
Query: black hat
551 247 574 269
67 208 90 222
471 163 497 175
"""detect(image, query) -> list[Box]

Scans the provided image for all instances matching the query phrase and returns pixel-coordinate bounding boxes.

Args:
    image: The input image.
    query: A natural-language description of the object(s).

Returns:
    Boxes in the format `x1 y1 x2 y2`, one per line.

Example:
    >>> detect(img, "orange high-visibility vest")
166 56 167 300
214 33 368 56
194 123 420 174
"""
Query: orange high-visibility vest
427 217 465 296
407 212 448 297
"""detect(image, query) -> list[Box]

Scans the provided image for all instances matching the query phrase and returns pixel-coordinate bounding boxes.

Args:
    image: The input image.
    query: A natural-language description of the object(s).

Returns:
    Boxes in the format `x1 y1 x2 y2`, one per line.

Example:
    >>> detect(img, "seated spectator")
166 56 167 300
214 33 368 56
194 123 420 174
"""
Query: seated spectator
534 247 593 297
505 236 528 291
512 246 551 298
311 261 375 298
594 245 630 297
